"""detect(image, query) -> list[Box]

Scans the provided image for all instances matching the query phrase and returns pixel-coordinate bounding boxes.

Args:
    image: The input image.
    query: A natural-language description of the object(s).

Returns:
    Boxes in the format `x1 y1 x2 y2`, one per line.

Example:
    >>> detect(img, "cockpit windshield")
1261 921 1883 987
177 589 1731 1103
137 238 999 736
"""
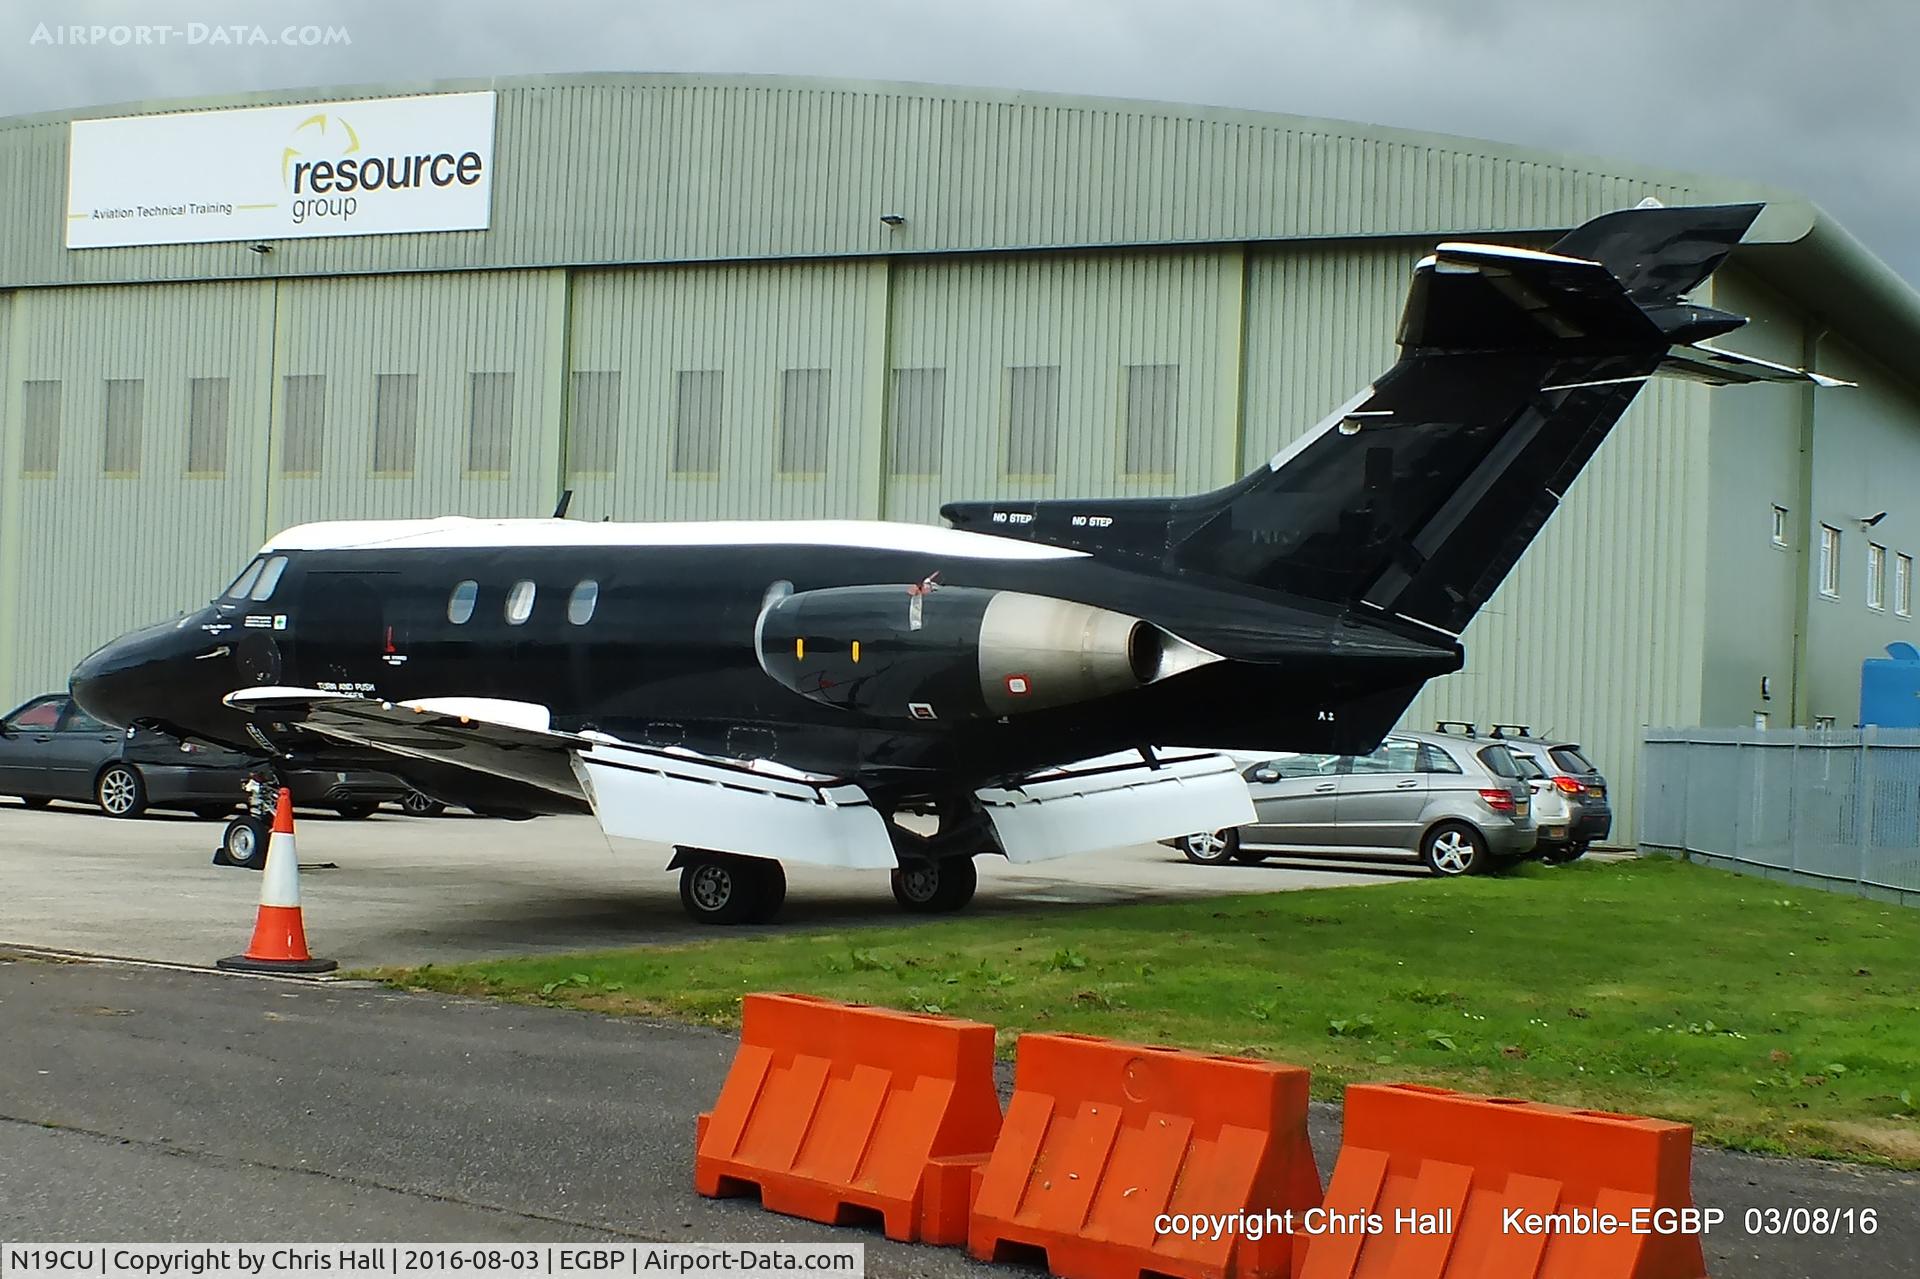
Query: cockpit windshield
223 559 265 600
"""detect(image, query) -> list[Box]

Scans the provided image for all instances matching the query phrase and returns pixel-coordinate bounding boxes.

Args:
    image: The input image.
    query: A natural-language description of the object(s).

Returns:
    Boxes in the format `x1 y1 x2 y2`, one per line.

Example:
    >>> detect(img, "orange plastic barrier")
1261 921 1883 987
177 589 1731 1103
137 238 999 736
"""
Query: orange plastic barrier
968 1032 1321 1279
1296 1084 1708 1279
695 993 1002 1244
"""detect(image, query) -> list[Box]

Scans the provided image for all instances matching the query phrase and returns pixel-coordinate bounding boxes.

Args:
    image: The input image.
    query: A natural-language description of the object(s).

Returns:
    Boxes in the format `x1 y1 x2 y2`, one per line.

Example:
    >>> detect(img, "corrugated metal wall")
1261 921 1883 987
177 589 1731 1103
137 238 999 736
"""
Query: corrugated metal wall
884 248 1243 523
564 259 886 522
0 281 275 701
0 75 1730 291
263 269 563 530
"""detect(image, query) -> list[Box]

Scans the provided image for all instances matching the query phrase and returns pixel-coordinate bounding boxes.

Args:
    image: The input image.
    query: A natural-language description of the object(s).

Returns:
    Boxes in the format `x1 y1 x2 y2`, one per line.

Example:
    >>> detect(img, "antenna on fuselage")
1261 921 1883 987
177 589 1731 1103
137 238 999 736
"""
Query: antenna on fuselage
552 489 574 519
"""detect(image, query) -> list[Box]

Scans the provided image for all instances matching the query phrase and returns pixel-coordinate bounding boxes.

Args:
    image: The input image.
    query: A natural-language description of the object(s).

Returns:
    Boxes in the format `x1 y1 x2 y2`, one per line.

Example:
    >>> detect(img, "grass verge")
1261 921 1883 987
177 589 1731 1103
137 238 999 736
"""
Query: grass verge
375 857 1920 1167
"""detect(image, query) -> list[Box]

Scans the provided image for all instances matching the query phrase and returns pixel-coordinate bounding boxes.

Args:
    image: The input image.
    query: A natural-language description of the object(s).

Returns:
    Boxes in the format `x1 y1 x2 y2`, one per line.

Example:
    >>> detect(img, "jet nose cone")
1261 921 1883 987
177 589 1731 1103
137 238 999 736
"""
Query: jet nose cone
70 613 212 729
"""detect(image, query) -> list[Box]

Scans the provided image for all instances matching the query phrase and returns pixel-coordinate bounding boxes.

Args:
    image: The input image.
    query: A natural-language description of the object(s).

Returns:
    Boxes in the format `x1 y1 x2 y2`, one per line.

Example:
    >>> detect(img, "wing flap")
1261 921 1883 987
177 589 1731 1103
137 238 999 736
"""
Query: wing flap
976 750 1254 864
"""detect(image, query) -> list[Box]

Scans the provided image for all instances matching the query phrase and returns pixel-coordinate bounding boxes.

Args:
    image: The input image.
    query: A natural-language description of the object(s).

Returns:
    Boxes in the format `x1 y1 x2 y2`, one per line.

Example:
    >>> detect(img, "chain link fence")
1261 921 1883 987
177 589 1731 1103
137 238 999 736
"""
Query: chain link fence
1640 727 1920 903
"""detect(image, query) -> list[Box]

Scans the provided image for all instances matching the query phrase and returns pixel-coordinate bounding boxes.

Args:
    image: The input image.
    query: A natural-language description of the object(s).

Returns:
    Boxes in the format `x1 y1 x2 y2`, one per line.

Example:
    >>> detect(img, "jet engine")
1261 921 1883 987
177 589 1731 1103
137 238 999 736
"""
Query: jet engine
754 583 1217 721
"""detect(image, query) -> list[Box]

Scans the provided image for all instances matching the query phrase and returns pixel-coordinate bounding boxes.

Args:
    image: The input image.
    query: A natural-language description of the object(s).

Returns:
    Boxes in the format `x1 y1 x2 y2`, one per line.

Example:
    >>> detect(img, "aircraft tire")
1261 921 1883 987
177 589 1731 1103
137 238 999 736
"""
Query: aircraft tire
890 855 977 914
217 815 272 872
678 853 781 925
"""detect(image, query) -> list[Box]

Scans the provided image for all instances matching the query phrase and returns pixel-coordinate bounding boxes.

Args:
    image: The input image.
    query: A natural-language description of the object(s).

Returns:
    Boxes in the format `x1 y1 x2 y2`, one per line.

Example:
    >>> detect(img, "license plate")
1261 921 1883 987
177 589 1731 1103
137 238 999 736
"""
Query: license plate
1516 797 1530 816
1588 785 1605 797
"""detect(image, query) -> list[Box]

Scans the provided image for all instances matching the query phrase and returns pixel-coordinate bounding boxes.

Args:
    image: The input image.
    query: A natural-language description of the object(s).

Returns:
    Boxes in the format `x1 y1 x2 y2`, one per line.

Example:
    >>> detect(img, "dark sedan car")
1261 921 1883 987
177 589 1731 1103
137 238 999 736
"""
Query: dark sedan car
0 692 410 819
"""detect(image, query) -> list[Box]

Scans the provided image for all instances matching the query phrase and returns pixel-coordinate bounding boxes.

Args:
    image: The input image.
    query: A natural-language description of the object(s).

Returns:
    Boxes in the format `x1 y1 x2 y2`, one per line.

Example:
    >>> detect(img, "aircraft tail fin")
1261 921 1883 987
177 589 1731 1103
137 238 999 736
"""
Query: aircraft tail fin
944 202 1845 636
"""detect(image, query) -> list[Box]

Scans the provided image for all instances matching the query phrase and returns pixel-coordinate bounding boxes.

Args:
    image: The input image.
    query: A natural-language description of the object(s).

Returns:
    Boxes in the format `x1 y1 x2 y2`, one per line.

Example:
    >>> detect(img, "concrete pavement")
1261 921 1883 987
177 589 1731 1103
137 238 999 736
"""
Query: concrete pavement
0 803 1409 968
0 958 1912 1277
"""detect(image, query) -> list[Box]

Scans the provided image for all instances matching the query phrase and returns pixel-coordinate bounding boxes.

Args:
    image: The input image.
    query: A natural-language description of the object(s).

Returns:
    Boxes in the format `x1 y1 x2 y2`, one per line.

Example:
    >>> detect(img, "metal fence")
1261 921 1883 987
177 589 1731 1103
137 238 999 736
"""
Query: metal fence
1640 727 1920 903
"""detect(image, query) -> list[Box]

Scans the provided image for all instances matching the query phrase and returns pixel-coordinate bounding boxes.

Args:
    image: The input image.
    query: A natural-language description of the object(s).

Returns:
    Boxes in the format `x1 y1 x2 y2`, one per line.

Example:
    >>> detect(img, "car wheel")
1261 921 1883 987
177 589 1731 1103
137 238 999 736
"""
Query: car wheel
194 804 236 820
1544 840 1589 865
677 853 781 925
332 801 378 821
1179 828 1240 866
1421 822 1487 877
400 790 447 818
890 857 978 913
19 796 52 809
95 764 147 819
219 815 272 871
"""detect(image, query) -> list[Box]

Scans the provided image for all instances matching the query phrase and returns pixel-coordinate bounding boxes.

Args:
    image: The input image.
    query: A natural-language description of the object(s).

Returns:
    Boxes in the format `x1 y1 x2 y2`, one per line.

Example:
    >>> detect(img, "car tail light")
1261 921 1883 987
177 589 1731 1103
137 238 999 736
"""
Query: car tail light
1479 787 1515 812
1552 775 1583 795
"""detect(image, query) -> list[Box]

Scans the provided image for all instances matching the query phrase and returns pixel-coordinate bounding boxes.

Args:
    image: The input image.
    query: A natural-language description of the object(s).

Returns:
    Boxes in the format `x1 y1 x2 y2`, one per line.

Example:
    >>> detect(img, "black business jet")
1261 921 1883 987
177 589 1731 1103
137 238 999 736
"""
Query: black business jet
70 202 1842 922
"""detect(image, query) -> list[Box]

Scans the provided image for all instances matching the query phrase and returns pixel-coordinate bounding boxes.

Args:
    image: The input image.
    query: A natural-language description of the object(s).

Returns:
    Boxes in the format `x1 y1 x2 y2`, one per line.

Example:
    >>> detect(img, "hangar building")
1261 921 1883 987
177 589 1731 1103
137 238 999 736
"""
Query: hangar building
3 73 1918 836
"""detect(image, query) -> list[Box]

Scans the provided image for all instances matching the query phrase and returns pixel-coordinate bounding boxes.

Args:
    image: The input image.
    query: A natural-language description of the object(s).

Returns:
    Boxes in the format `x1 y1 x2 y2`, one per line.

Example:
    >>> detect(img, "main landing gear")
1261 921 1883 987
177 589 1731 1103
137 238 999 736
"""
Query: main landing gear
673 850 788 925
889 857 978 913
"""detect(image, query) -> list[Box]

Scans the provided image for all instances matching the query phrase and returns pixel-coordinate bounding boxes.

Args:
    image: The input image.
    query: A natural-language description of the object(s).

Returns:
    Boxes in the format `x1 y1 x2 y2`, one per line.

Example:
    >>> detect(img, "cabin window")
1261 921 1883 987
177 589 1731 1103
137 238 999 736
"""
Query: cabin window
250 556 288 601
448 580 479 625
224 560 264 600
505 580 536 625
567 580 599 626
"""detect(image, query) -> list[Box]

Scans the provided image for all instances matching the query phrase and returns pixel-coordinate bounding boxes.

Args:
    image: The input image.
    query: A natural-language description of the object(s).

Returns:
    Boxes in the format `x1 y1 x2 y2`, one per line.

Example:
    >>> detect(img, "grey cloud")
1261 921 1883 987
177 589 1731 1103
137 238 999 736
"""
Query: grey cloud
4 0 1915 279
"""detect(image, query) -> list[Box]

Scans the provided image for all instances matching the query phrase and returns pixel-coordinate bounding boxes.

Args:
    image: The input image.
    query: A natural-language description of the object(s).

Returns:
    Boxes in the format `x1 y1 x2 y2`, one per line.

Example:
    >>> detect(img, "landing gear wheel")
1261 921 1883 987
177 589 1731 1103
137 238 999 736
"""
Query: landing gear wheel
400 790 447 818
678 853 785 925
1543 840 1589 865
1421 822 1487 877
890 856 979 914
95 765 147 818
1179 828 1239 866
217 814 272 871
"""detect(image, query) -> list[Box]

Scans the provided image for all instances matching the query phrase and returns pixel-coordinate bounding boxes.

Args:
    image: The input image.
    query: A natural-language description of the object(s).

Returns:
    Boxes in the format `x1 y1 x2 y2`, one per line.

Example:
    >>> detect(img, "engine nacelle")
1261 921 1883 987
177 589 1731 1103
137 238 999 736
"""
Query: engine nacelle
754 583 1216 721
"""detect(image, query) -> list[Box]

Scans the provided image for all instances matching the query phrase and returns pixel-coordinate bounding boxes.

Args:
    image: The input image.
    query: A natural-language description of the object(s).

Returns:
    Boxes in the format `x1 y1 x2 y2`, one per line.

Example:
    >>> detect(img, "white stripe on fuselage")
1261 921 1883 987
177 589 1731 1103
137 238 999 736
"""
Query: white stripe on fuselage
262 516 1089 561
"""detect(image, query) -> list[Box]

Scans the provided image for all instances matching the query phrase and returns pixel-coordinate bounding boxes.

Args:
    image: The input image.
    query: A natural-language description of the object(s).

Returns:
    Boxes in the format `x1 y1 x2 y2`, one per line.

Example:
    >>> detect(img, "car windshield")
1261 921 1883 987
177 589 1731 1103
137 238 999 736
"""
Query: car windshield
1551 746 1597 774
1477 744 1523 779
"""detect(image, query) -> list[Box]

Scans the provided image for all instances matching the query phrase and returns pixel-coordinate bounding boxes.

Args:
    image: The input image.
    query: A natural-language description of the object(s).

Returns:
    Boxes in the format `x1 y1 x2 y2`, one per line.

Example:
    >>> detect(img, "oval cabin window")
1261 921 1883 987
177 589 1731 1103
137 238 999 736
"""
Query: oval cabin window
568 580 599 626
448 580 478 625
505 580 536 625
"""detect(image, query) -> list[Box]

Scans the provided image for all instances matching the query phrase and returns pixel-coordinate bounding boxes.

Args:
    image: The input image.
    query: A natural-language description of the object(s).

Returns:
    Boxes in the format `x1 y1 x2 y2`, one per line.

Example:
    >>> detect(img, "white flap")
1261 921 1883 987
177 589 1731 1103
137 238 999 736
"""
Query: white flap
976 751 1254 864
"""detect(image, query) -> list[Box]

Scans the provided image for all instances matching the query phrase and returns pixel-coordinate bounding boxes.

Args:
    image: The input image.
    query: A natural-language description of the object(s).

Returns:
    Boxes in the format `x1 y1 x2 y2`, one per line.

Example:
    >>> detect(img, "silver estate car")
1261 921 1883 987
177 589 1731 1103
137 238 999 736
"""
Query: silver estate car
1175 731 1537 876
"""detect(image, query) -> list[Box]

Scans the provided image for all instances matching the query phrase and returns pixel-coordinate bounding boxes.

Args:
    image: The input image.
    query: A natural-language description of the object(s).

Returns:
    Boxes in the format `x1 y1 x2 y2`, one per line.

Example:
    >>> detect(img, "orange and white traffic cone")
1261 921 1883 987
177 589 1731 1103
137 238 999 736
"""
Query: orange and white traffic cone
217 788 337 975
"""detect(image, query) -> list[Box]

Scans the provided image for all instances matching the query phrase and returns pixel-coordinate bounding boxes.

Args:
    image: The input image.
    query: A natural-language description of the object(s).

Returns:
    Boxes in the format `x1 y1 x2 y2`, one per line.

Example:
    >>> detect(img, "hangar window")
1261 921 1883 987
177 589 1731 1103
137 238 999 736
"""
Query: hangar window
1868 542 1887 611
187 378 230 477
567 580 599 626
1770 505 1788 548
505 580 536 625
103 379 144 476
1123 364 1179 478
1898 554 1913 618
887 368 946 476
281 375 327 476
778 369 830 476
567 371 621 478
672 370 724 475
1819 524 1841 598
250 557 288 601
21 380 61 476
372 374 419 477
467 372 515 476
1005 365 1061 479
448 580 478 625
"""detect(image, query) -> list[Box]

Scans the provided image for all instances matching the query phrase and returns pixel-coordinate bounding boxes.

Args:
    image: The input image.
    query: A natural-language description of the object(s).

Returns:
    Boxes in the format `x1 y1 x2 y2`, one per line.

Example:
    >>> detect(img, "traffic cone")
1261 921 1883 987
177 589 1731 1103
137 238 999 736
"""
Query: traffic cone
217 788 337 975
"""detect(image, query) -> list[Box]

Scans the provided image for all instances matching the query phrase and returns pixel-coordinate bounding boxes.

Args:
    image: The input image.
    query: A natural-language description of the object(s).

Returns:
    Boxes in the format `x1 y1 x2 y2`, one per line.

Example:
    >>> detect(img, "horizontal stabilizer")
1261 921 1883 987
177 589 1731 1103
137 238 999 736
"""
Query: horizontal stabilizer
975 750 1253 864
1657 343 1853 388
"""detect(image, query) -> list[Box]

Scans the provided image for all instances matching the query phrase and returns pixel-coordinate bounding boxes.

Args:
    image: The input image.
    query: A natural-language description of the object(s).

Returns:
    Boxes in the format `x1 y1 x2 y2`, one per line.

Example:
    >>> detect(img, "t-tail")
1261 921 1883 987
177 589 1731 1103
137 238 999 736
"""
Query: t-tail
944 202 1847 636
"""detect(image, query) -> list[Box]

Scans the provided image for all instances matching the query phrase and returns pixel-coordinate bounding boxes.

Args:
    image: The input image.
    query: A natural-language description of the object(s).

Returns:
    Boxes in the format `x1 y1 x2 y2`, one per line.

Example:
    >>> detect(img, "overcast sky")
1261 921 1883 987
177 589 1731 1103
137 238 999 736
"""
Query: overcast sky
7 0 1916 280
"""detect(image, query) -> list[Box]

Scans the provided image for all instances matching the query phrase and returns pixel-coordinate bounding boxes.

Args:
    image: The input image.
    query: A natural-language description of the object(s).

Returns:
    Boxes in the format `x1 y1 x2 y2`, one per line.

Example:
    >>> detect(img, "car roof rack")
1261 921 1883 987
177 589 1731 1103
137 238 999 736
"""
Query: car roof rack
1434 720 1477 737
1488 723 1532 740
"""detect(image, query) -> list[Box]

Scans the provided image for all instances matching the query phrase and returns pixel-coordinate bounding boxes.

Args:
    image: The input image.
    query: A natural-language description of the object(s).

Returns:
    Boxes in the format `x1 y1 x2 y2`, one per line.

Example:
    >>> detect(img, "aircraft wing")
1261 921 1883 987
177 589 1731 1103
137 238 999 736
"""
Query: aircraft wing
223 688 1253 870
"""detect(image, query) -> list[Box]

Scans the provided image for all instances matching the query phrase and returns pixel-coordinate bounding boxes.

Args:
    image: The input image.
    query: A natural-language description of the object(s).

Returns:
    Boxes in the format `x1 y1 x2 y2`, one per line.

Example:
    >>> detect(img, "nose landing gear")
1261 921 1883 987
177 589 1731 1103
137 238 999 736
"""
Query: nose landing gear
213 772 278 871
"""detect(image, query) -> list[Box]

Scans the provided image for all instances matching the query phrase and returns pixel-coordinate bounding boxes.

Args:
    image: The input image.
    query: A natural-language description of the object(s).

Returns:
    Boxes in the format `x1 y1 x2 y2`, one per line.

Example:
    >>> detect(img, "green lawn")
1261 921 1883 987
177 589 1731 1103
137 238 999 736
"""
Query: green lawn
377 857 1920 1167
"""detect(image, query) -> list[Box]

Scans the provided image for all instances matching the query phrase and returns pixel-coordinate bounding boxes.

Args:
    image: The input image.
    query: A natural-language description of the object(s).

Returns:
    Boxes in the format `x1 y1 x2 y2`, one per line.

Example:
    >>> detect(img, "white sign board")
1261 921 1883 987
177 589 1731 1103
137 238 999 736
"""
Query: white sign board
66 91 497 248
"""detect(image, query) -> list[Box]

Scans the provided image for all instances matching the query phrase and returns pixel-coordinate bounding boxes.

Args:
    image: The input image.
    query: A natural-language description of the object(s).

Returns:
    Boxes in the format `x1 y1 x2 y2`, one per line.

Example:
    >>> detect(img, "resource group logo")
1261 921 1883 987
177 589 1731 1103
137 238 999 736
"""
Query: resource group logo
65 91 497 249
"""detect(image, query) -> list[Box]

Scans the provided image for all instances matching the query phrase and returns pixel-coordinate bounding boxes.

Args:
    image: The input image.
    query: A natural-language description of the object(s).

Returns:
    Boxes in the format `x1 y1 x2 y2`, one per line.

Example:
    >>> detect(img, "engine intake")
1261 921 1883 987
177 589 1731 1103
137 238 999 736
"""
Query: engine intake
754 584 1215 721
